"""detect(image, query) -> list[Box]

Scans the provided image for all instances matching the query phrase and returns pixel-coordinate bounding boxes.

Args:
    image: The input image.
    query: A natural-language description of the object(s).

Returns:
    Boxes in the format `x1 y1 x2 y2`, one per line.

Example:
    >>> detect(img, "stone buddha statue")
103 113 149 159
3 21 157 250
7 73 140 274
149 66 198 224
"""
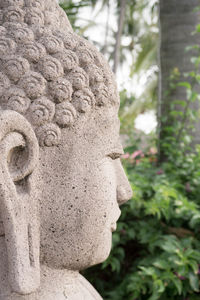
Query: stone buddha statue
0 0 133 299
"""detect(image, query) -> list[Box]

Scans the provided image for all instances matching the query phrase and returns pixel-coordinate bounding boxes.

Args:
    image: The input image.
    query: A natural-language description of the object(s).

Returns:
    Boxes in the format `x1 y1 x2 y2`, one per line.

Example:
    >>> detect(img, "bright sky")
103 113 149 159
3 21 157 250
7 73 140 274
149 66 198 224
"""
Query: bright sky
135 110 157 134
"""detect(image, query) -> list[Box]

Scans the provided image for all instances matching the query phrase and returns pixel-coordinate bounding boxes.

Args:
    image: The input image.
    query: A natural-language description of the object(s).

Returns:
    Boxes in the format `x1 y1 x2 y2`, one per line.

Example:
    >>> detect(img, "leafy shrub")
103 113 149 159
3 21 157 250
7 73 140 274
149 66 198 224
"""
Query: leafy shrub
84 146 200 300
84 25 200 300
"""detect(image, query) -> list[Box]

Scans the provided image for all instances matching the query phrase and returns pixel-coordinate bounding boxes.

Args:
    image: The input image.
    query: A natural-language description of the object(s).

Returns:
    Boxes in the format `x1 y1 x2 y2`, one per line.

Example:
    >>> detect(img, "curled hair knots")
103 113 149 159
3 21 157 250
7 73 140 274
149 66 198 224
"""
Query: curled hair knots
1 0 24 8
25 7 44 26
38 56 64 81
55 102 77 127
9 23 34 43
4 56 30 82
28 97 55 126
53 49 79 71
0 72 10 97
0 25 6 35
21 41 46 62
5 86 30 113
68 67 89 90
0 36 16 57
84 64 104 86
72 88 95 113
0 0 120 149
50 78 73 103
3 6 25 23
36 123 61 147
19 71 47 99
25 0 45 10
40 34 64 55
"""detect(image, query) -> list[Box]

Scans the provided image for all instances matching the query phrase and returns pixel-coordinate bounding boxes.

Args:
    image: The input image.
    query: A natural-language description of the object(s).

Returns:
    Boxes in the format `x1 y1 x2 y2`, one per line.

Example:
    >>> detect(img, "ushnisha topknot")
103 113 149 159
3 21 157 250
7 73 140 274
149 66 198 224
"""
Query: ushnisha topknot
0 0 119 147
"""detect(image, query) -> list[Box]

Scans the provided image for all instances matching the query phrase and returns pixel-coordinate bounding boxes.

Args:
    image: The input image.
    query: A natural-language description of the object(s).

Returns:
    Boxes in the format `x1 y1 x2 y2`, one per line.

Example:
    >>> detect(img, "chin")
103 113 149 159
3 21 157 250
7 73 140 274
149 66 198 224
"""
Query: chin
43 246 112 271
89 235 112 267
73 246 112 271
41 231 113 270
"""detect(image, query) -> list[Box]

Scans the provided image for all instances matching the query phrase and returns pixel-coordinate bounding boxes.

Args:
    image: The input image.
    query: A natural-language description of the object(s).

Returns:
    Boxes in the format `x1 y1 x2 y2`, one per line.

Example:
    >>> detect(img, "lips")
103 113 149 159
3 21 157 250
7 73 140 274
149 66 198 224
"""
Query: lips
111 223 117 232
110 208 121 232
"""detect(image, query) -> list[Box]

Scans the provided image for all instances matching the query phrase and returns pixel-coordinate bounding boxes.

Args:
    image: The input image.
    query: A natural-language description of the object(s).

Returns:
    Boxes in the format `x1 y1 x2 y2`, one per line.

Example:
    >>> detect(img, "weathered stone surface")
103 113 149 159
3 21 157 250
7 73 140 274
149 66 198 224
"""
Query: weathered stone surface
0 0 133 299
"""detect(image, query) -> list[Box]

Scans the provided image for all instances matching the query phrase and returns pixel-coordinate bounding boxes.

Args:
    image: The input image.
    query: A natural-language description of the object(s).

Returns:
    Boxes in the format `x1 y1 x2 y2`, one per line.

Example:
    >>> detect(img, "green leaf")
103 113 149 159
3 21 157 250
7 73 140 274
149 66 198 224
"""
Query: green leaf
148 291 160 300
189 272 199 292
139 266 157 277
177 82 191 89
160 236 180 253
185 45 200 52
191 56 200 66
189 260 199 274
173 100 186 107
196 24 200 32
190 213 200 228
171 276 183 295
153 259 169 270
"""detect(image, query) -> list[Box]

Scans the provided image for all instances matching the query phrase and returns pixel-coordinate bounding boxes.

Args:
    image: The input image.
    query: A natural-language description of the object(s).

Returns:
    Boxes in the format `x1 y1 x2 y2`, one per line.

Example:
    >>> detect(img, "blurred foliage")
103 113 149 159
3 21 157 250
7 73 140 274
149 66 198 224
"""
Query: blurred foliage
83 24 200 300
84 144 200 299
59 0 98 33
57 1 200 299
59 0 159 127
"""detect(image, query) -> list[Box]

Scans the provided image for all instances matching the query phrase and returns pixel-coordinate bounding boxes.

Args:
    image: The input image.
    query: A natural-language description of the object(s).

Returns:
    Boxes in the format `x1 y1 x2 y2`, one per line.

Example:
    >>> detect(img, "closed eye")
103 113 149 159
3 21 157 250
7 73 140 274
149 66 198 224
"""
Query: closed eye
107 152 123 160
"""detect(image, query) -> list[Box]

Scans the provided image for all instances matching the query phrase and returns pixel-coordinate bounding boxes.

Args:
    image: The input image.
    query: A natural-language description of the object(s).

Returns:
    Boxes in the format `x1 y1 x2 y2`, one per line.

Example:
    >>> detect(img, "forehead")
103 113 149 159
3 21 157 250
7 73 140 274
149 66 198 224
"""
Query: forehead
59 105 122 159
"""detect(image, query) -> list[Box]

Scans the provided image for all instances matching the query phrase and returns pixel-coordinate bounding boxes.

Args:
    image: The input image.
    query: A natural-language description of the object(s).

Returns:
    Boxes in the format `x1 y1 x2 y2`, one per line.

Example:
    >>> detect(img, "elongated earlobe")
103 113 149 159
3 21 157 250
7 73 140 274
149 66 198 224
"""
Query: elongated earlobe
0 110 40 295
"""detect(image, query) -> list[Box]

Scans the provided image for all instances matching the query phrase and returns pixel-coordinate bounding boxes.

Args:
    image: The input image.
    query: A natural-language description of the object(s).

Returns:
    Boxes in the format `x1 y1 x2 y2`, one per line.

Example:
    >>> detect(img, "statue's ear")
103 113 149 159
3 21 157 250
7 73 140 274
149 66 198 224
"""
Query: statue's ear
0 110 40 295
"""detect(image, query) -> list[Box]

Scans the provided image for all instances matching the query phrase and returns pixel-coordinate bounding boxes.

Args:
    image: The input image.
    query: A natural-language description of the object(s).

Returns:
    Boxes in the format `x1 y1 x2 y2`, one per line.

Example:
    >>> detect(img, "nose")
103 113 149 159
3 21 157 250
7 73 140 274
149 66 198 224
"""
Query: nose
114 159 133 206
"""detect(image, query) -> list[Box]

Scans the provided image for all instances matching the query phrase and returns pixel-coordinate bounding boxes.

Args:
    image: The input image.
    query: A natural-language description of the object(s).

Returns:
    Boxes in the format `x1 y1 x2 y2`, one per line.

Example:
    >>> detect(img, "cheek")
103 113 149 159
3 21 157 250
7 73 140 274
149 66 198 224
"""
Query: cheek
39 160 118 245
86 160 117 224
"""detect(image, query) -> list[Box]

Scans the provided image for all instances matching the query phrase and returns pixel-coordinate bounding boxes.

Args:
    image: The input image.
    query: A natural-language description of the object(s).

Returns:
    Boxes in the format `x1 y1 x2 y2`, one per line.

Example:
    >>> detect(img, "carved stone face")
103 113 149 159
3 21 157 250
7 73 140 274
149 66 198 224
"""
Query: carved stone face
37 105 132 270
0 0 133 294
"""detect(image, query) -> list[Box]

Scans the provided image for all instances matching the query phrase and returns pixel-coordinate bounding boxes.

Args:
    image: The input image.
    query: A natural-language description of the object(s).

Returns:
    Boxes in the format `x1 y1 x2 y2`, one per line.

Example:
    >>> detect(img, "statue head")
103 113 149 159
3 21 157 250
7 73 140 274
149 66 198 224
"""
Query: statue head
0 0 132 296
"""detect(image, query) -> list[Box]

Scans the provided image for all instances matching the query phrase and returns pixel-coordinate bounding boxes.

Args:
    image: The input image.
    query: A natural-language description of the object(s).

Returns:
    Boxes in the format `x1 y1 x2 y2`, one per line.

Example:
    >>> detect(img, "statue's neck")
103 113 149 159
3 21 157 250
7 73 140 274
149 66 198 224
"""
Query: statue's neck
0 236 78 296
0 237 102 300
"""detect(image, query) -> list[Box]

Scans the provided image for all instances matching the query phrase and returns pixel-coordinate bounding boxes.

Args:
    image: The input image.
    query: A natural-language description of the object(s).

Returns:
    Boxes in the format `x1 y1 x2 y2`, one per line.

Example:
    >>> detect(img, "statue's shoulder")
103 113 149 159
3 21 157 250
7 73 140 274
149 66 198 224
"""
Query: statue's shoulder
1 265 103 300
77 274 103 300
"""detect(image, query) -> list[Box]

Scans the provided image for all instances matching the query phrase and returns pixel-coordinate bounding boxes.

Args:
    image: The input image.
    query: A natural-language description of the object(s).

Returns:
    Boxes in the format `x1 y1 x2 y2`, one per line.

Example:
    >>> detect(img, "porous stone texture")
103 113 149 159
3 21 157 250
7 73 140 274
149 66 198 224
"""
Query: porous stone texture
0 0 133 299
0 0 119 147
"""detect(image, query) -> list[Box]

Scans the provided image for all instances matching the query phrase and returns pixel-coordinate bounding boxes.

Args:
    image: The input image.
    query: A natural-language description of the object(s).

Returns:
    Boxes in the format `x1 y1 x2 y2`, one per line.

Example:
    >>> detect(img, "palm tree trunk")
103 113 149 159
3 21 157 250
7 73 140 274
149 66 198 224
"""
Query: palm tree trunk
113 0 127 74
158 0 200 161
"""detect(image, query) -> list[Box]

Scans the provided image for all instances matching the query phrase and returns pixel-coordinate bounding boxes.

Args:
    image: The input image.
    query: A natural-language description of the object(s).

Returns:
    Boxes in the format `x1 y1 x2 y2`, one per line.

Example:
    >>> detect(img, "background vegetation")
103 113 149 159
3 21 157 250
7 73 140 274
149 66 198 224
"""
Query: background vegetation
60 1 200 299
